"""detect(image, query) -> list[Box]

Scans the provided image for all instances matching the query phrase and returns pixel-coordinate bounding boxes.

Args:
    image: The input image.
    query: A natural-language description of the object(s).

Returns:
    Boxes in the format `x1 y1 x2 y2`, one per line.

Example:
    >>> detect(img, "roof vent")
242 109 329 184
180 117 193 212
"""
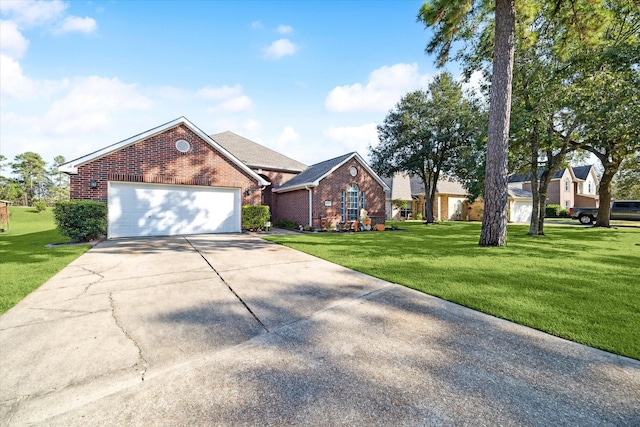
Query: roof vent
175 139 190 153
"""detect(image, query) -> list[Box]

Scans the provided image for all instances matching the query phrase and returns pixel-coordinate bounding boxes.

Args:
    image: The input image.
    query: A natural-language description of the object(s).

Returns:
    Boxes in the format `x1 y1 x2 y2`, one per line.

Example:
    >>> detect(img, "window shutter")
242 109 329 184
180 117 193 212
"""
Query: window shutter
341 190 345 222
361 192 365 209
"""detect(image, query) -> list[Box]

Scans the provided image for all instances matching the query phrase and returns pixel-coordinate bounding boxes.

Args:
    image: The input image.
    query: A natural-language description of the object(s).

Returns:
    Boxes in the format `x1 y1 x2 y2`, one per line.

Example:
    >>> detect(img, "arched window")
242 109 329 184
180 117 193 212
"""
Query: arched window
347 184 359 221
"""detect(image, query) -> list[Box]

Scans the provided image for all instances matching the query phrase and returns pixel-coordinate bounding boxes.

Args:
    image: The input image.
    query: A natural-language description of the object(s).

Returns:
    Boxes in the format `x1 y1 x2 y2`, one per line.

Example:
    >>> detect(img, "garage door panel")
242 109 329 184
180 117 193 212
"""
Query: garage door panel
108 182 240 238
512 201 532 223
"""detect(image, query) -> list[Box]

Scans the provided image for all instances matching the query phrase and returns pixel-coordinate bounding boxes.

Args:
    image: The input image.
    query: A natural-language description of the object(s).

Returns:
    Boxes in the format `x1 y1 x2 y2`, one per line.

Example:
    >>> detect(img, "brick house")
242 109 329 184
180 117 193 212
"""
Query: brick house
60 117 388 238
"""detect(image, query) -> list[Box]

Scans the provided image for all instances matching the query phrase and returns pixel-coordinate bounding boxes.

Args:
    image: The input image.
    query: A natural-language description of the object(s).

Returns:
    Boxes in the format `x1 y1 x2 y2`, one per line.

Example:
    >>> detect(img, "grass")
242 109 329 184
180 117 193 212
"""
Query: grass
265 221 640 360
0 206 91 314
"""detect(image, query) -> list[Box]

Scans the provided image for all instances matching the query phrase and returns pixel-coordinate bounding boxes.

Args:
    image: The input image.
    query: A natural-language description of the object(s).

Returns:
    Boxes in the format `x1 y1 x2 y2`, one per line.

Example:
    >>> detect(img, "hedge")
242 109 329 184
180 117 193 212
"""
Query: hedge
53 200 107 242
242 205 270 231
545 204 562 218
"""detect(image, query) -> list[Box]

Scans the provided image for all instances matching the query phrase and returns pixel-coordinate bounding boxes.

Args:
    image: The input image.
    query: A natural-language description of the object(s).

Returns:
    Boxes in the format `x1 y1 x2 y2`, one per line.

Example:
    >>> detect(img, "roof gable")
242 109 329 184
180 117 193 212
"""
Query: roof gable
211 131 307 173
58 117 269 186
409 176 467 196
273 152 390 193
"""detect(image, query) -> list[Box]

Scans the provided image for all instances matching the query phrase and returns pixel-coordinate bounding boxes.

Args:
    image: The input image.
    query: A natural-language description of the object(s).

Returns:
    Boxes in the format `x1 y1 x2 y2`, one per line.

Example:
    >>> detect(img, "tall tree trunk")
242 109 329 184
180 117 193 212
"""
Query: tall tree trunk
537 169 554 235
480 0 515 246
595 167 616 227
528 134 540 236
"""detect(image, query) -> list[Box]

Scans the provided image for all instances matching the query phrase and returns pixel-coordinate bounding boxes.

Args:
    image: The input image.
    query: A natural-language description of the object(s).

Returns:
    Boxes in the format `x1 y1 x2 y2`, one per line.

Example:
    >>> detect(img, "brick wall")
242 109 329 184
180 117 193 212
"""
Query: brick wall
274 158 386 228
69 124 261 205
254 169 300 220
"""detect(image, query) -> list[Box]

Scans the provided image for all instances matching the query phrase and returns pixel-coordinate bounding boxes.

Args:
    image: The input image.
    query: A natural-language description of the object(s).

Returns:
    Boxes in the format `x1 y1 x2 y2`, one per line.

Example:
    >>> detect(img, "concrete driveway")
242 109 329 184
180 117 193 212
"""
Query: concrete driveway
1 233 638 426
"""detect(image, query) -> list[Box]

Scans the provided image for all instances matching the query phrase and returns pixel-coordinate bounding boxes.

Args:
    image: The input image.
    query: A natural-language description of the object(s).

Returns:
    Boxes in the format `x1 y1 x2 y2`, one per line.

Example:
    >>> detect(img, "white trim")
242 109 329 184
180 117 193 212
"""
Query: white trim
58 117 269 187
273 152 390 193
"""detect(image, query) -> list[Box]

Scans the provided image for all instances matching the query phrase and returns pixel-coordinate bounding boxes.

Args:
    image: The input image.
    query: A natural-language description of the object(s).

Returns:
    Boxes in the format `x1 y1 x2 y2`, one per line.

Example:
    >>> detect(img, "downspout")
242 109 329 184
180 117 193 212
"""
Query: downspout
305 185 313 227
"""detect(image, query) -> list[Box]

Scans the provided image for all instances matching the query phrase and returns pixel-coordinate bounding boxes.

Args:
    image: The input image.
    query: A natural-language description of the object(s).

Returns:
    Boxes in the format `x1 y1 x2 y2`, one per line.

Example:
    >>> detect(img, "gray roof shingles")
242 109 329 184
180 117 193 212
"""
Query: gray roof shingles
275 153 355 191
211 131 307 172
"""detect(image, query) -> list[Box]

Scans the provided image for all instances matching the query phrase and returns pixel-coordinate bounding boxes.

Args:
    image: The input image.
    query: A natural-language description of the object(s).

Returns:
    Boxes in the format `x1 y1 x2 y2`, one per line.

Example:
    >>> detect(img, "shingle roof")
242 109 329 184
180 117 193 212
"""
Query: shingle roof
211 131 307 172
508 168 566 183
508 187 533 198
409 176 467 196
274 153 354 192
572 165 593 181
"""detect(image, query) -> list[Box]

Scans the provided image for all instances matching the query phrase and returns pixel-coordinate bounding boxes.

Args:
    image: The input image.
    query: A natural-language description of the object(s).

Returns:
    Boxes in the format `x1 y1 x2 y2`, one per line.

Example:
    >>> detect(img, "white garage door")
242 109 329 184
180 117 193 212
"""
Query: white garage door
108 182 241 238
511 200 532 223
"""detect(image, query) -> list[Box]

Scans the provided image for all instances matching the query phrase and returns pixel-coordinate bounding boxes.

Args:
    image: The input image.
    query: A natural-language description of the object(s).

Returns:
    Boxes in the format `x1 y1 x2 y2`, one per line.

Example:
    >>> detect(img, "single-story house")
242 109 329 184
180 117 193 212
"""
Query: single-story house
508 165 599 210
384 173 534 223
60 117 388 238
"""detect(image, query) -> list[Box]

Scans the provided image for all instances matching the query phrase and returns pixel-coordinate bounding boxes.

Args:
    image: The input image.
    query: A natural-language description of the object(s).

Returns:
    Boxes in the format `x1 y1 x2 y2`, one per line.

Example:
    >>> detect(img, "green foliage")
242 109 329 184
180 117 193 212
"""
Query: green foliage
416 213 423 220
34 200 47 212
545 204 561 218
391 199 408 210
612 154 640 200
53 200 107 242
371 72 486 223
0 207 90 314
265 221 640 359
11 152 47 206
558 209 570 218
273 219 299 230
242 205 270 231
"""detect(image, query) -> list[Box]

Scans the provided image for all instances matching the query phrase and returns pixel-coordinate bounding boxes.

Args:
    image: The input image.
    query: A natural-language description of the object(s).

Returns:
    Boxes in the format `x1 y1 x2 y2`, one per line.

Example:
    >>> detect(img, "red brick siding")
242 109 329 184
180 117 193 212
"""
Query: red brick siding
253 169 300 220
69 124 261 205
274 159 386 228
273 189 309 226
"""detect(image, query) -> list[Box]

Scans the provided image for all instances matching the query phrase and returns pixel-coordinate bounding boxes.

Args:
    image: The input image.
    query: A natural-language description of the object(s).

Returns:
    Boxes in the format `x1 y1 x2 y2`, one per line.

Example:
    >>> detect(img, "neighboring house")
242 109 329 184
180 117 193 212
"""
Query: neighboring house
384 173 534 223
508 165 599 210
60 117 388 238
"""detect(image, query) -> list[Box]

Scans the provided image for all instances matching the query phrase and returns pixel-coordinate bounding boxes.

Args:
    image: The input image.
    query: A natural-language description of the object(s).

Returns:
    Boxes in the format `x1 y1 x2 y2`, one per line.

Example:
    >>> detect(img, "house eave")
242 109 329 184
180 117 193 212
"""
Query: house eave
57 117 269 187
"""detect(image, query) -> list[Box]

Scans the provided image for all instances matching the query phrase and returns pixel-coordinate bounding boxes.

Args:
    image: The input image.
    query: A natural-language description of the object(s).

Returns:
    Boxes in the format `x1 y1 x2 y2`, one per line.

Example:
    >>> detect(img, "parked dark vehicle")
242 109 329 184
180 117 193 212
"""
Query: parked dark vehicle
569 201 640 224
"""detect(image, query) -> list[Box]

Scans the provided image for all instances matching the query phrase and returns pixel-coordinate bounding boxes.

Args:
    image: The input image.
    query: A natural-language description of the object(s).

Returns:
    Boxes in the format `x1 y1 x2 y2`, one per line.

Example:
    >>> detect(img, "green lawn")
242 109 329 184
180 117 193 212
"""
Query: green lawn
265 222 640 360
0 207 91 314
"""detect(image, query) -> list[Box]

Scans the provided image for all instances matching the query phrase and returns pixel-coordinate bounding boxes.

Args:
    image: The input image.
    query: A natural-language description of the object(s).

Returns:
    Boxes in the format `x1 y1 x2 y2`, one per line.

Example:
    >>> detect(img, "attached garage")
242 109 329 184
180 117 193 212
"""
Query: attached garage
108 182 241 238
59 117 269 239
508 188 534 223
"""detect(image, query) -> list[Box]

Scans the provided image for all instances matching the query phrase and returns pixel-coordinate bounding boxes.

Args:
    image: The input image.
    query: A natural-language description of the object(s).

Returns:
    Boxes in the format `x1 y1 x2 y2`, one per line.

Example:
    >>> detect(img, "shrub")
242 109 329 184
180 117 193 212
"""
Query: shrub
53 200 107 242
416 213 423 220
545 204 561 218
559 209 570 218
242 205 270 231
273 219 298 230
34 200 47 212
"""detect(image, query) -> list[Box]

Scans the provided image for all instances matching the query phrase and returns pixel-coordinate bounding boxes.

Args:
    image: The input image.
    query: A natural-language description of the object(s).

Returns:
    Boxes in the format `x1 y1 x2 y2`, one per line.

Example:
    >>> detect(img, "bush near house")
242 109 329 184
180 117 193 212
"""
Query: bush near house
545 204 562 217
242 205 270 231
53 200 107 242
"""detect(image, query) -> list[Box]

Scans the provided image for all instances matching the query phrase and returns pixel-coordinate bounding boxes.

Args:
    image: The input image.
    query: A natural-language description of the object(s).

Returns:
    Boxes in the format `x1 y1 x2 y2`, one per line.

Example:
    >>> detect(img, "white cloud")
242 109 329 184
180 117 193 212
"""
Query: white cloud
199 84 253 112
198 84 243 100
324 123 379 155
215 95 253 113
251 21 262 29
277 24 293 34
0 53 63 100
325 63 431 113
277 126 300 144
53 15 97 35
461 70 487 100
263 38 298 60
0 0 67 28
43 76 152 135
0 20 29 59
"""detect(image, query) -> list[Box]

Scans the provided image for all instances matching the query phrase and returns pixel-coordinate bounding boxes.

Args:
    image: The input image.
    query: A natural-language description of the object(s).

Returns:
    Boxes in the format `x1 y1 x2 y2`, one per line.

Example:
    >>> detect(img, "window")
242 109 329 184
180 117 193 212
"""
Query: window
565 178 570 192
347 184 359 221
399 201 412 219
565 200 569 208
341 190 345 222
588 181 592 194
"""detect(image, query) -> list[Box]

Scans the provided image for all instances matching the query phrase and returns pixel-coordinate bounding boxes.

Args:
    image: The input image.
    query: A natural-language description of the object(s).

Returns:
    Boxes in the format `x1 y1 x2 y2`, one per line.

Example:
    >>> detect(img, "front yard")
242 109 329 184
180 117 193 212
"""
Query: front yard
0 207 91 314
265 222 640 360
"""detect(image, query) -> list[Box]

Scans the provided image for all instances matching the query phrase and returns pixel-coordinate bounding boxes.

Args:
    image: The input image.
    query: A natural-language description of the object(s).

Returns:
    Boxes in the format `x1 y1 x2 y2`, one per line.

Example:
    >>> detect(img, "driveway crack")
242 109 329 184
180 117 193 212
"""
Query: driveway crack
109 293 148 381
183 236 269 333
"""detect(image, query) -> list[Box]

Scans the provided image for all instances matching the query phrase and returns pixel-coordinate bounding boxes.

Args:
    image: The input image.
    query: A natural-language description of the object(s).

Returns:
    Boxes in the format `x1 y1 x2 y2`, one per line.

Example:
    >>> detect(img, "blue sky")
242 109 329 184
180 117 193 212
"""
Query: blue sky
1 0 476 170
